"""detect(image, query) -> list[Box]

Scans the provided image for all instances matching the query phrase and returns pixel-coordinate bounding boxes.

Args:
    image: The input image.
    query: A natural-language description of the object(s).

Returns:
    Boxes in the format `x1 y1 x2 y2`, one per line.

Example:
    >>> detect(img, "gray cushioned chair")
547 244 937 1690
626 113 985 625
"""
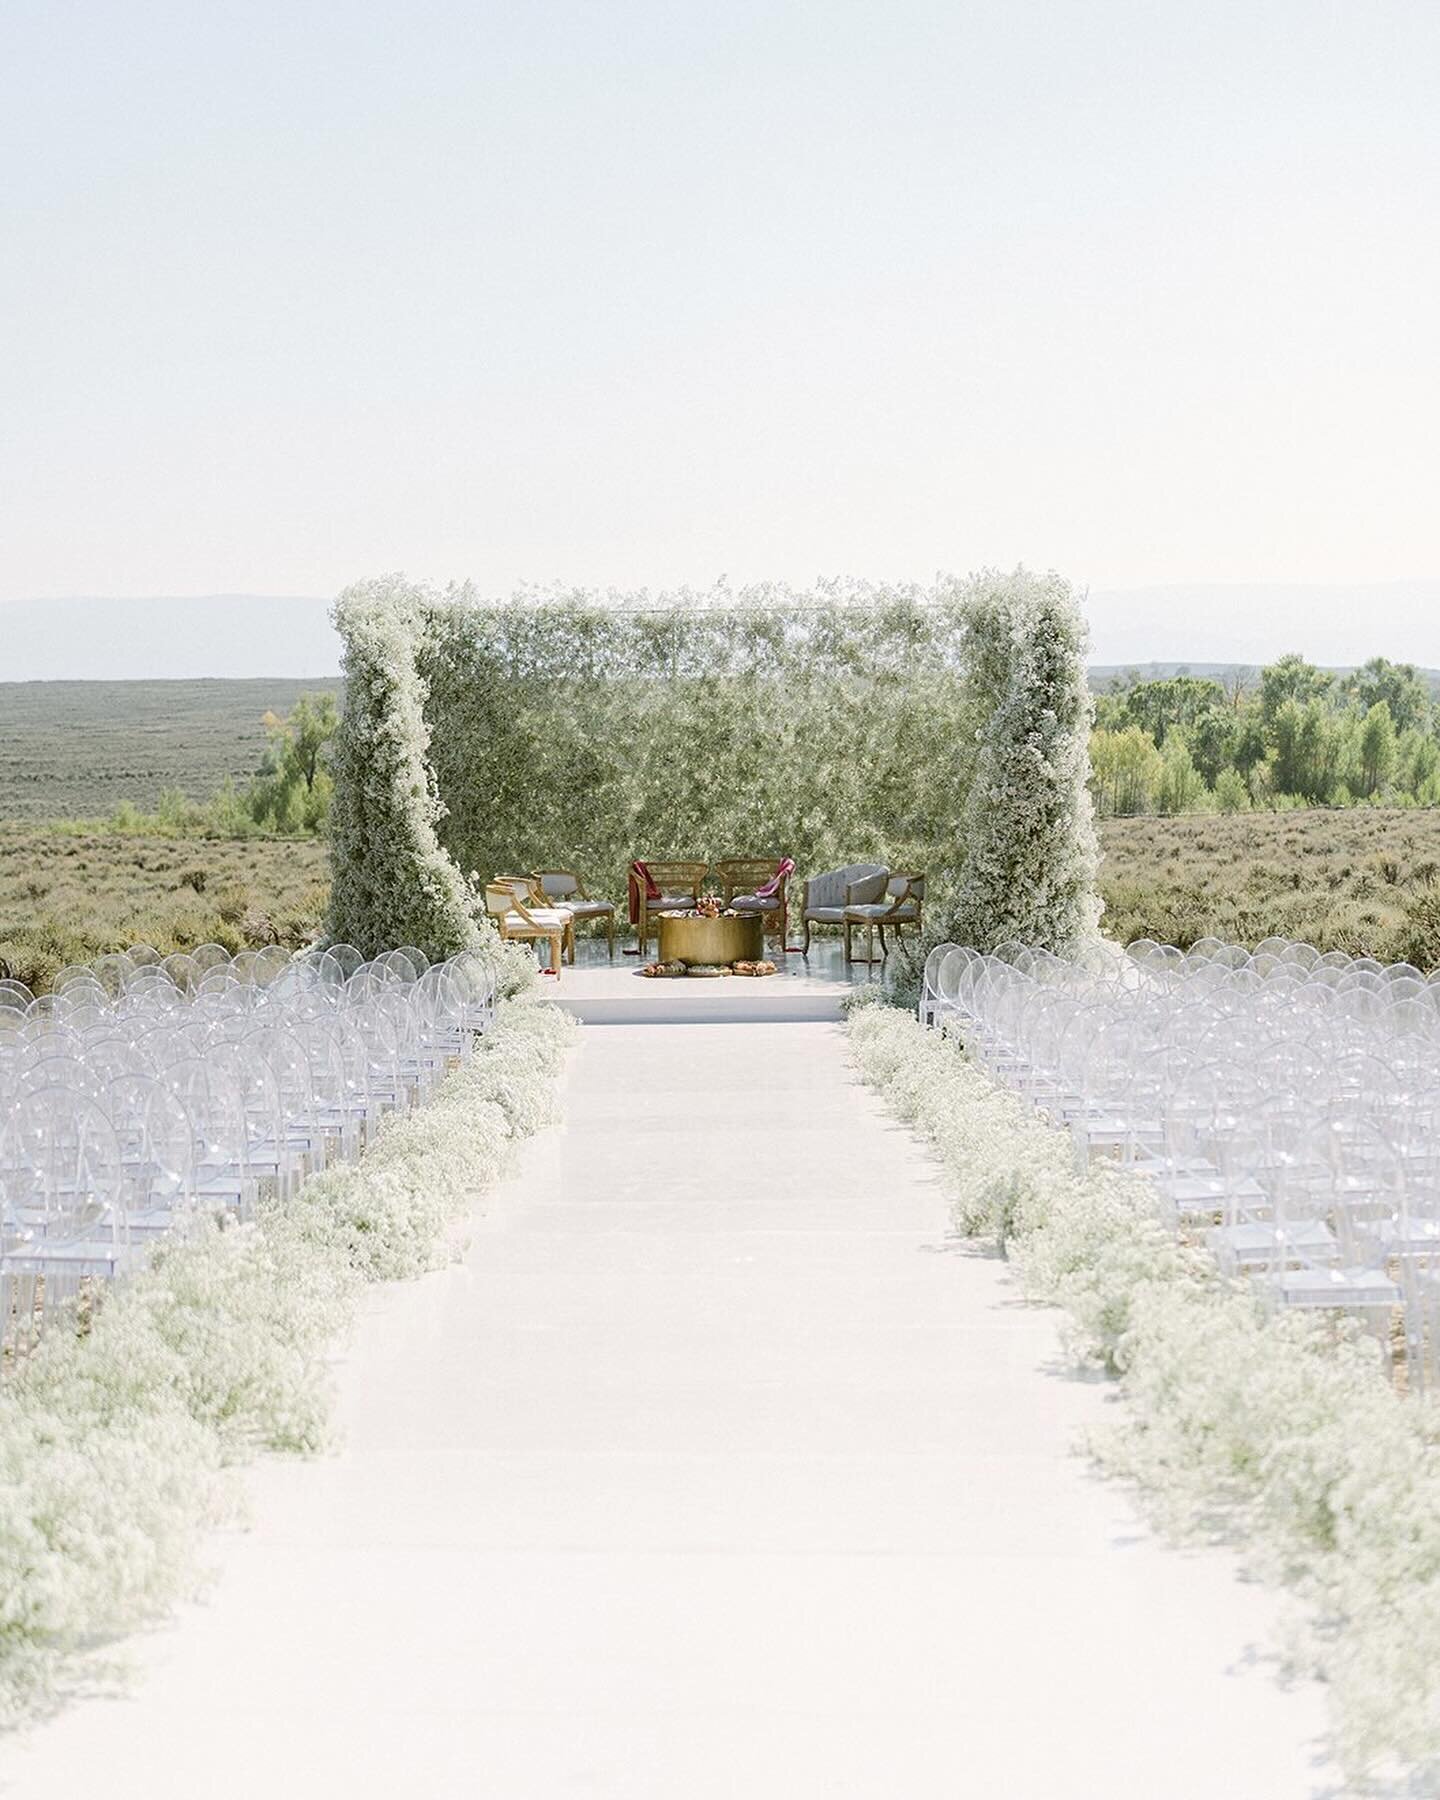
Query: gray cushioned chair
799 863 888 955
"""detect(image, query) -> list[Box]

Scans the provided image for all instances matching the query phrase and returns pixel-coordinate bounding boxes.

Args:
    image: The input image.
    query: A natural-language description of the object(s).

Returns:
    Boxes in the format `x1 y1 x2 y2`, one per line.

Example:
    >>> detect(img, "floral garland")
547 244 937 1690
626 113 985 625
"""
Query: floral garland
0 995 576 1722
850 1004 1440 1783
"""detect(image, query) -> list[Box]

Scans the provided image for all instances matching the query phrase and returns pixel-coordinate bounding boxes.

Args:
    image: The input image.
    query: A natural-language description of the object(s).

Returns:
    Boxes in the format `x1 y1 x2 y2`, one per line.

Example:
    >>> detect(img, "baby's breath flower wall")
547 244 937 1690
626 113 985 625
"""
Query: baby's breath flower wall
945 576 1103 954
326 569 1103 961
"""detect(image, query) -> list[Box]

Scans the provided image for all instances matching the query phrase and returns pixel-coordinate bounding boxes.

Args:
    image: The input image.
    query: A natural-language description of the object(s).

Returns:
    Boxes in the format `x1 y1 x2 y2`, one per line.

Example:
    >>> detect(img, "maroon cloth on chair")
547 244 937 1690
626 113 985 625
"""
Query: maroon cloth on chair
627 860 662 927
754 856 795 899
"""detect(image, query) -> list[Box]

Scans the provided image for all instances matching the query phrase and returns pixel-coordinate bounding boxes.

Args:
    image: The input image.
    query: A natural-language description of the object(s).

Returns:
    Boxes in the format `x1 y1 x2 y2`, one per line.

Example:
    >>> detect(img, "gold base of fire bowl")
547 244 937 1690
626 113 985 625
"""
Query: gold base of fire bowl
657 913 764 967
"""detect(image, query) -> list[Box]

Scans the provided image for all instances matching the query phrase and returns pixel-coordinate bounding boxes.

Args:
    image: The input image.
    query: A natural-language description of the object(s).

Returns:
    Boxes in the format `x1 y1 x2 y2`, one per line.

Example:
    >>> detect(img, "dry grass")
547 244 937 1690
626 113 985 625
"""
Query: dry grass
1099 807 1440 966
7 805 1440 995
0 825 330 994
0 678 342 819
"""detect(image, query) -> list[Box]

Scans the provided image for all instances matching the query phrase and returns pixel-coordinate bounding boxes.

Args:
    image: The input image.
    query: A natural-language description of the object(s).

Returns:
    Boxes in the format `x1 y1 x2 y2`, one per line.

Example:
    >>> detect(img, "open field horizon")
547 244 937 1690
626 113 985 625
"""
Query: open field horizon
9 662 1440 820
5 809 1440 995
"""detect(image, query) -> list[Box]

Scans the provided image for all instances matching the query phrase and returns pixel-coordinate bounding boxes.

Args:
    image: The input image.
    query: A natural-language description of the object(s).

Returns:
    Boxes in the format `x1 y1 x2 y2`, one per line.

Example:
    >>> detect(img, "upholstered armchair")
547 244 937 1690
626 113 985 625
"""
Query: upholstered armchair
715 857 795 946
843 873 926 964
534 870 616 959
628 859 710 953
798 863 889 954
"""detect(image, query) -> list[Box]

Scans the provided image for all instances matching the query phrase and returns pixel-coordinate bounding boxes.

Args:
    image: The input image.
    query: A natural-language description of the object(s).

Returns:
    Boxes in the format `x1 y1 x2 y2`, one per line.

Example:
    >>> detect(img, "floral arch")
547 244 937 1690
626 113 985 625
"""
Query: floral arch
325 571 1102 961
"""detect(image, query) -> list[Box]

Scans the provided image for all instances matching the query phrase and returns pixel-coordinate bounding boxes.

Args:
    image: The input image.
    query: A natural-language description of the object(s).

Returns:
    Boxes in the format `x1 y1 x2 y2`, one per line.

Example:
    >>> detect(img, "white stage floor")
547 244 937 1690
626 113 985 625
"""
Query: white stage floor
544 934 881 1024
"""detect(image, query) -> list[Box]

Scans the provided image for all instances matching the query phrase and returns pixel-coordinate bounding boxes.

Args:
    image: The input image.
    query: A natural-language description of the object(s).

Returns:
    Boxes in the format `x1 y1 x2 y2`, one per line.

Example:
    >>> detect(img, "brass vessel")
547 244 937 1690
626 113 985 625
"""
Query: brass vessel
657 913 763 967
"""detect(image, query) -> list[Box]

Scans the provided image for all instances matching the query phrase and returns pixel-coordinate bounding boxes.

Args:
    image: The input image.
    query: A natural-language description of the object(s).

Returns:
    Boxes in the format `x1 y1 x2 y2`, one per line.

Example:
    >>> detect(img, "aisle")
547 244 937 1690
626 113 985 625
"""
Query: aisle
6 1020 1331 1799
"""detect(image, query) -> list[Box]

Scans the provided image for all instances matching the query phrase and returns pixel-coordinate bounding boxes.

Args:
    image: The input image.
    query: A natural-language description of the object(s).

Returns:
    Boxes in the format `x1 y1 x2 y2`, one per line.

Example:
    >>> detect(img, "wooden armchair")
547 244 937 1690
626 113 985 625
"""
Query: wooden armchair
533 869 616 959
714 857 794 946
629 859 709 953
486 878 572 979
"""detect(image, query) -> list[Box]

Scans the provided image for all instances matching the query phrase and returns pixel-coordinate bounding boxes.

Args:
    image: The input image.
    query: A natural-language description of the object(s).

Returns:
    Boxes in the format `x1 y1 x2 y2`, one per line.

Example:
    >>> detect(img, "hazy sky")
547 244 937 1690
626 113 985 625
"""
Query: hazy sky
2 1 1435 610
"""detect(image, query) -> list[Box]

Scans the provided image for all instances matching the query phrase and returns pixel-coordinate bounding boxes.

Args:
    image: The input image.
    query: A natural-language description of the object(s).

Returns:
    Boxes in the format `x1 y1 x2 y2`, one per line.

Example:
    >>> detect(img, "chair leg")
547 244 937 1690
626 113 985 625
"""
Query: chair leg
802 919 811 955
878 924 888 958
607 914 615 959
843 921 852 964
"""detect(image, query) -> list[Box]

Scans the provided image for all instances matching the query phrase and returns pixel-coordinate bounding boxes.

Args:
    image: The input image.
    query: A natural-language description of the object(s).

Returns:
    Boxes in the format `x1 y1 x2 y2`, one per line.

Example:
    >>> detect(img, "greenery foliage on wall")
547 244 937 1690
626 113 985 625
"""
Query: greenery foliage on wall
327 570 1101 959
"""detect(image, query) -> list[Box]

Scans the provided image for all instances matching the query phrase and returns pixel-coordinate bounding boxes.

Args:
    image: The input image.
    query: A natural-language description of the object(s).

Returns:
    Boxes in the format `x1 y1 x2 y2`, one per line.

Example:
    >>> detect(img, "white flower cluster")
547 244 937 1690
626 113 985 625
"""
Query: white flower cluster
0 996 575 1721
850 1004 1440 1783
944 575 1104 956
328 577 495 961
326 568 1104 964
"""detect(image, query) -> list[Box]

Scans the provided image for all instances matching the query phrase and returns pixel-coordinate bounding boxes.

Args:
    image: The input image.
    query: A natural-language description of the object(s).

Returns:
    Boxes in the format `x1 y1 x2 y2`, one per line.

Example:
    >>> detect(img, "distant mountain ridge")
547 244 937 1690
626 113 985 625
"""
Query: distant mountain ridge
3 582 1439 680
1090 661 1440 694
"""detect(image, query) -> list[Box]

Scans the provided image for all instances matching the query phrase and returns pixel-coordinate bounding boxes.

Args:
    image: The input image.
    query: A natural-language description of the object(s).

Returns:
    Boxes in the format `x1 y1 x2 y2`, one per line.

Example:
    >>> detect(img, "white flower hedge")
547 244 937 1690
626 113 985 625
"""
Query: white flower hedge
850 1005 1440 1785
945 579 1103 954
327 569 1103 961
0 995 575 1722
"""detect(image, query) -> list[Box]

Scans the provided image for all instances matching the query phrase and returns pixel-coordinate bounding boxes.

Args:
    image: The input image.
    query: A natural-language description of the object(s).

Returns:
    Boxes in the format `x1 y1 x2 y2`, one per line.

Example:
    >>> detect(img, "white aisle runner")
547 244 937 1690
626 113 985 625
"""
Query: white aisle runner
6 1021 1331 1799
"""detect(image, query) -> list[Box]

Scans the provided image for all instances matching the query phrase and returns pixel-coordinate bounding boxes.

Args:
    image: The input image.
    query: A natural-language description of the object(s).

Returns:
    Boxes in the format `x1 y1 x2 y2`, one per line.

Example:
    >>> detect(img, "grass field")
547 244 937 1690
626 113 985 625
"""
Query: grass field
6 808 1440 996
0 825 330 993
1098 807 1440 966
0 678 343 819
5 676 1440 987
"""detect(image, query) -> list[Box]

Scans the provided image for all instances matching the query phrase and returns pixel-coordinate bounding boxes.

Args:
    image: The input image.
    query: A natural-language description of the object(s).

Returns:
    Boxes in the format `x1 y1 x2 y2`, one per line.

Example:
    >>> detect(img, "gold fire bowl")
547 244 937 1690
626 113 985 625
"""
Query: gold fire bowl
657 913 764 967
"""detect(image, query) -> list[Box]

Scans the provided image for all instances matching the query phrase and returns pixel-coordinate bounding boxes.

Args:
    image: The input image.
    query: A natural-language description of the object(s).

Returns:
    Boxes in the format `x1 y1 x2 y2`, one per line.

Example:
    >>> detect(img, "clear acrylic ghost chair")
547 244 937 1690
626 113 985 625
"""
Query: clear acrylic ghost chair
321 1011 386 1147
1210 1099 1337 1276
934 946 979 1032
249 943 293 989
203 1041 301 1202
919 943 958 1027
451 951 498 1034
1254 1104 1399 1322
356 998 411 1115
0 978 33 1014
375 949 420 988
415 962 471 1065
160 951 199 994
155 1056 256 1220
196 966 244 1000
0 1086 129 1339
242 1024 325 1175
104 1071 199 1237
382 986 441 1102
16 1054 105 1104
293 1019 363 1162
88 952 136 1000
1067 1016 1163 1170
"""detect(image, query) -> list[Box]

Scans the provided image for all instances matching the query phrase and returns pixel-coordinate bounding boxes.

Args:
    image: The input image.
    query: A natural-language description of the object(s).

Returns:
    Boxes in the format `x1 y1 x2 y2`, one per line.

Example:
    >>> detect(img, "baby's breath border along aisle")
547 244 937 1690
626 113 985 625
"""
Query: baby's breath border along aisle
848 1002 1440 1788
0 992 576 1724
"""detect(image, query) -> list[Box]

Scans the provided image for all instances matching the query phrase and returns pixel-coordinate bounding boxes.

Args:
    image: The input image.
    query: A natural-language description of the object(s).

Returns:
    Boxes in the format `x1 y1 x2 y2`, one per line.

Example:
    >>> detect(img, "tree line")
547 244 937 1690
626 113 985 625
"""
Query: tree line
101 694 339 837
1089 656 1440 817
